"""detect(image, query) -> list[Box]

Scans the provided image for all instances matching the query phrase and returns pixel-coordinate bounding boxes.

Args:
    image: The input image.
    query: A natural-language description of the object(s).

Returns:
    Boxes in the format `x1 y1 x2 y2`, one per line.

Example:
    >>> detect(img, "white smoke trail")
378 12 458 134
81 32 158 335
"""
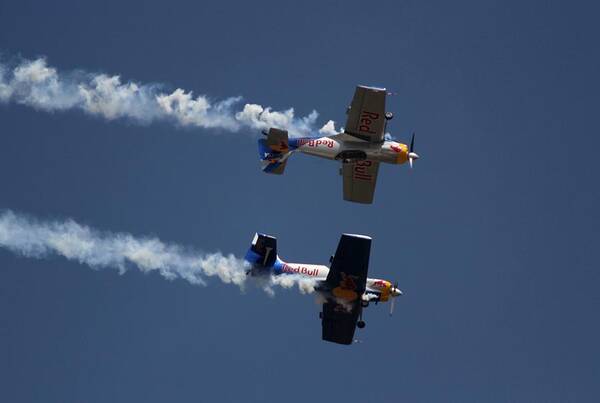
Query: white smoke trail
0 210 316 294
0 56 337 137
262 274 318 297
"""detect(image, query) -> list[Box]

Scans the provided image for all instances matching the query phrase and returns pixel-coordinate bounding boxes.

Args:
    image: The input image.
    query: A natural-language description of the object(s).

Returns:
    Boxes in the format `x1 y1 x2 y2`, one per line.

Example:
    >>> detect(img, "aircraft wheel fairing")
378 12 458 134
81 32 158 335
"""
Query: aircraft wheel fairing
357 320 366 329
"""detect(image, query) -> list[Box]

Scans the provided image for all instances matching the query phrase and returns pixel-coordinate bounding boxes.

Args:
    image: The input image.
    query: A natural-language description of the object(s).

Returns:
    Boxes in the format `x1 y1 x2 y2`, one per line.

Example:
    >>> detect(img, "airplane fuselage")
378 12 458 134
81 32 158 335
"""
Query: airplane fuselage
270 258 400 305
289 133 410 165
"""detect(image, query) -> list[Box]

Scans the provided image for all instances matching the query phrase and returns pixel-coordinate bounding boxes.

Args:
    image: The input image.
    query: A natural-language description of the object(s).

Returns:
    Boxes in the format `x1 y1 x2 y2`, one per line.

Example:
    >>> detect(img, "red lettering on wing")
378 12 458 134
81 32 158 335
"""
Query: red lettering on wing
358 111 379 134
353 160 373 181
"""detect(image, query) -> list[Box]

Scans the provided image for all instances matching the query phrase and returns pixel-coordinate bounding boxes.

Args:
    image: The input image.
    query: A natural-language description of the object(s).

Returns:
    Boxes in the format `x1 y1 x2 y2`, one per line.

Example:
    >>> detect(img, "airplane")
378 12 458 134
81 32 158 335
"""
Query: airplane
245 232 403 345
257 85 420 204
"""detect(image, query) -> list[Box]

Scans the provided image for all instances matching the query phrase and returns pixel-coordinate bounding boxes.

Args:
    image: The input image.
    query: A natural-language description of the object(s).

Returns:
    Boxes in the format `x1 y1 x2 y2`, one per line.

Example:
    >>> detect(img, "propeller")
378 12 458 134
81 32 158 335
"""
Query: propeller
408 132 420 168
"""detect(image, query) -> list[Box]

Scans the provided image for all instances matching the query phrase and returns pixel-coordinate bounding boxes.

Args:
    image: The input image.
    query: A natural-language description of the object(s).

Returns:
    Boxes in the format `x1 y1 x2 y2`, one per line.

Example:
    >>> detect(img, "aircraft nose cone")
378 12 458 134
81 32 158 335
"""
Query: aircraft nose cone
408 152 419 160
392 287 403 297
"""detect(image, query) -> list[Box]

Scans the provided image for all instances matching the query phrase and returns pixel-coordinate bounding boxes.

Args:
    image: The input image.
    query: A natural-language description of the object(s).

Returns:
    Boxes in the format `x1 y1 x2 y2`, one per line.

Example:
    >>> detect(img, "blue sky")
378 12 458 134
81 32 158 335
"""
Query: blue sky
1 0 599 402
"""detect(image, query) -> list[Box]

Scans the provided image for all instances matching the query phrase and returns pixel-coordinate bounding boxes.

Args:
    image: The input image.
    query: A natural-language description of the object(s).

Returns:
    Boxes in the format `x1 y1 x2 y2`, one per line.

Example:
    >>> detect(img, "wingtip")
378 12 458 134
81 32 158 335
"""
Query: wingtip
342 233 372 240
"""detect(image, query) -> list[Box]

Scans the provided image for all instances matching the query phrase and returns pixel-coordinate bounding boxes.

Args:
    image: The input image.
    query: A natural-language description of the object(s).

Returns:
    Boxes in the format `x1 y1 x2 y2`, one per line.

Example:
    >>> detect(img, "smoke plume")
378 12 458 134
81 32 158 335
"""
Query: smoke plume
0 56 337 137
0 210 315 294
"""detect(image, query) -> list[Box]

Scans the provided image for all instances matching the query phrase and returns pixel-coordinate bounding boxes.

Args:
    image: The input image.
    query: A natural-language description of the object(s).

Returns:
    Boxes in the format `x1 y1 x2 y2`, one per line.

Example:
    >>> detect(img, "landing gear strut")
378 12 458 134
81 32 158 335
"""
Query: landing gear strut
357 308 366 329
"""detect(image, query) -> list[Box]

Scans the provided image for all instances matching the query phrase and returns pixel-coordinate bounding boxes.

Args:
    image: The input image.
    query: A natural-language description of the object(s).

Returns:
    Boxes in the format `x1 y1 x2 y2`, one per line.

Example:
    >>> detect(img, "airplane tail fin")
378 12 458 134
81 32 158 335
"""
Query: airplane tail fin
244 233 278 272
258 128 290 175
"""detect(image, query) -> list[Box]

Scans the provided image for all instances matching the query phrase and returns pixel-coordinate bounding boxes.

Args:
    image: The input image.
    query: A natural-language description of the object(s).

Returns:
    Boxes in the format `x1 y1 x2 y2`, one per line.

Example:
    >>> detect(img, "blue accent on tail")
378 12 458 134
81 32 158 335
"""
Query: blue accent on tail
258 138 272 159
244 248 264 266
258 139 288 174
271 258 285 274
244 233 278 269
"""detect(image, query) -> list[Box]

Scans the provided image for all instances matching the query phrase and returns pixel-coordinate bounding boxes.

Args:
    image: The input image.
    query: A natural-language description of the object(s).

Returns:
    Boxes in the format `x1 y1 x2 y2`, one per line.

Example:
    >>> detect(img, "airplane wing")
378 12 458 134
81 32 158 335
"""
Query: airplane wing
344 85 387 143
342 160 380 204
321 234 371 345
321 302 361 345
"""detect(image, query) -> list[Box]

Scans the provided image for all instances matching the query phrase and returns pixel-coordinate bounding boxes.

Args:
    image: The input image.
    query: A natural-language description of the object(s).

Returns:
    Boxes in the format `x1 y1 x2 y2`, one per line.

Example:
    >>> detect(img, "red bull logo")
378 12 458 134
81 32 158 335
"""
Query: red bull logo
297 138 335 148
281 263 319 277
269 140 289 152
370 279 391 301
332 272 359 302
371 280 389 289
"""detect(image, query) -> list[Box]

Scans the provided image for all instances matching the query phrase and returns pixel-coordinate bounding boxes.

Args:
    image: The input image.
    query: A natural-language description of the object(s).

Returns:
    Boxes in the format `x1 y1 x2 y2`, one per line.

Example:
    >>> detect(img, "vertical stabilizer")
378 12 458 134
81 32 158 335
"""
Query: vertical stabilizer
244 233 278 269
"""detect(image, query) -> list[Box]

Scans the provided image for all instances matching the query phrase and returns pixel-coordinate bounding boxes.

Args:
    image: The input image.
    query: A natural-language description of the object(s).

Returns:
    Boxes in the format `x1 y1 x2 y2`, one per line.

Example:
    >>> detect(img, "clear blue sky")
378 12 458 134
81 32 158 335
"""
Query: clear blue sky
1 0 599 401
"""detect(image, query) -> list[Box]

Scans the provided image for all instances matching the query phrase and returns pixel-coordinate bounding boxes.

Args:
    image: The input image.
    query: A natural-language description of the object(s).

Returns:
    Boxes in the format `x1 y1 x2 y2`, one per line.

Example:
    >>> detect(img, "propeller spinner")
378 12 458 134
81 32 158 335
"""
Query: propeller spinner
389 281 402 316
408 132 420 168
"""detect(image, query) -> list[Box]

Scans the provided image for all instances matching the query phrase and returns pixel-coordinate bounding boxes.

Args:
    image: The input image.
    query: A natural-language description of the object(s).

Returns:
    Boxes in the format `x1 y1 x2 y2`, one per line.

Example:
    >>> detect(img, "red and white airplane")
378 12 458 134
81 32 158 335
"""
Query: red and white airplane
258 85 419 204
245 232 402 345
